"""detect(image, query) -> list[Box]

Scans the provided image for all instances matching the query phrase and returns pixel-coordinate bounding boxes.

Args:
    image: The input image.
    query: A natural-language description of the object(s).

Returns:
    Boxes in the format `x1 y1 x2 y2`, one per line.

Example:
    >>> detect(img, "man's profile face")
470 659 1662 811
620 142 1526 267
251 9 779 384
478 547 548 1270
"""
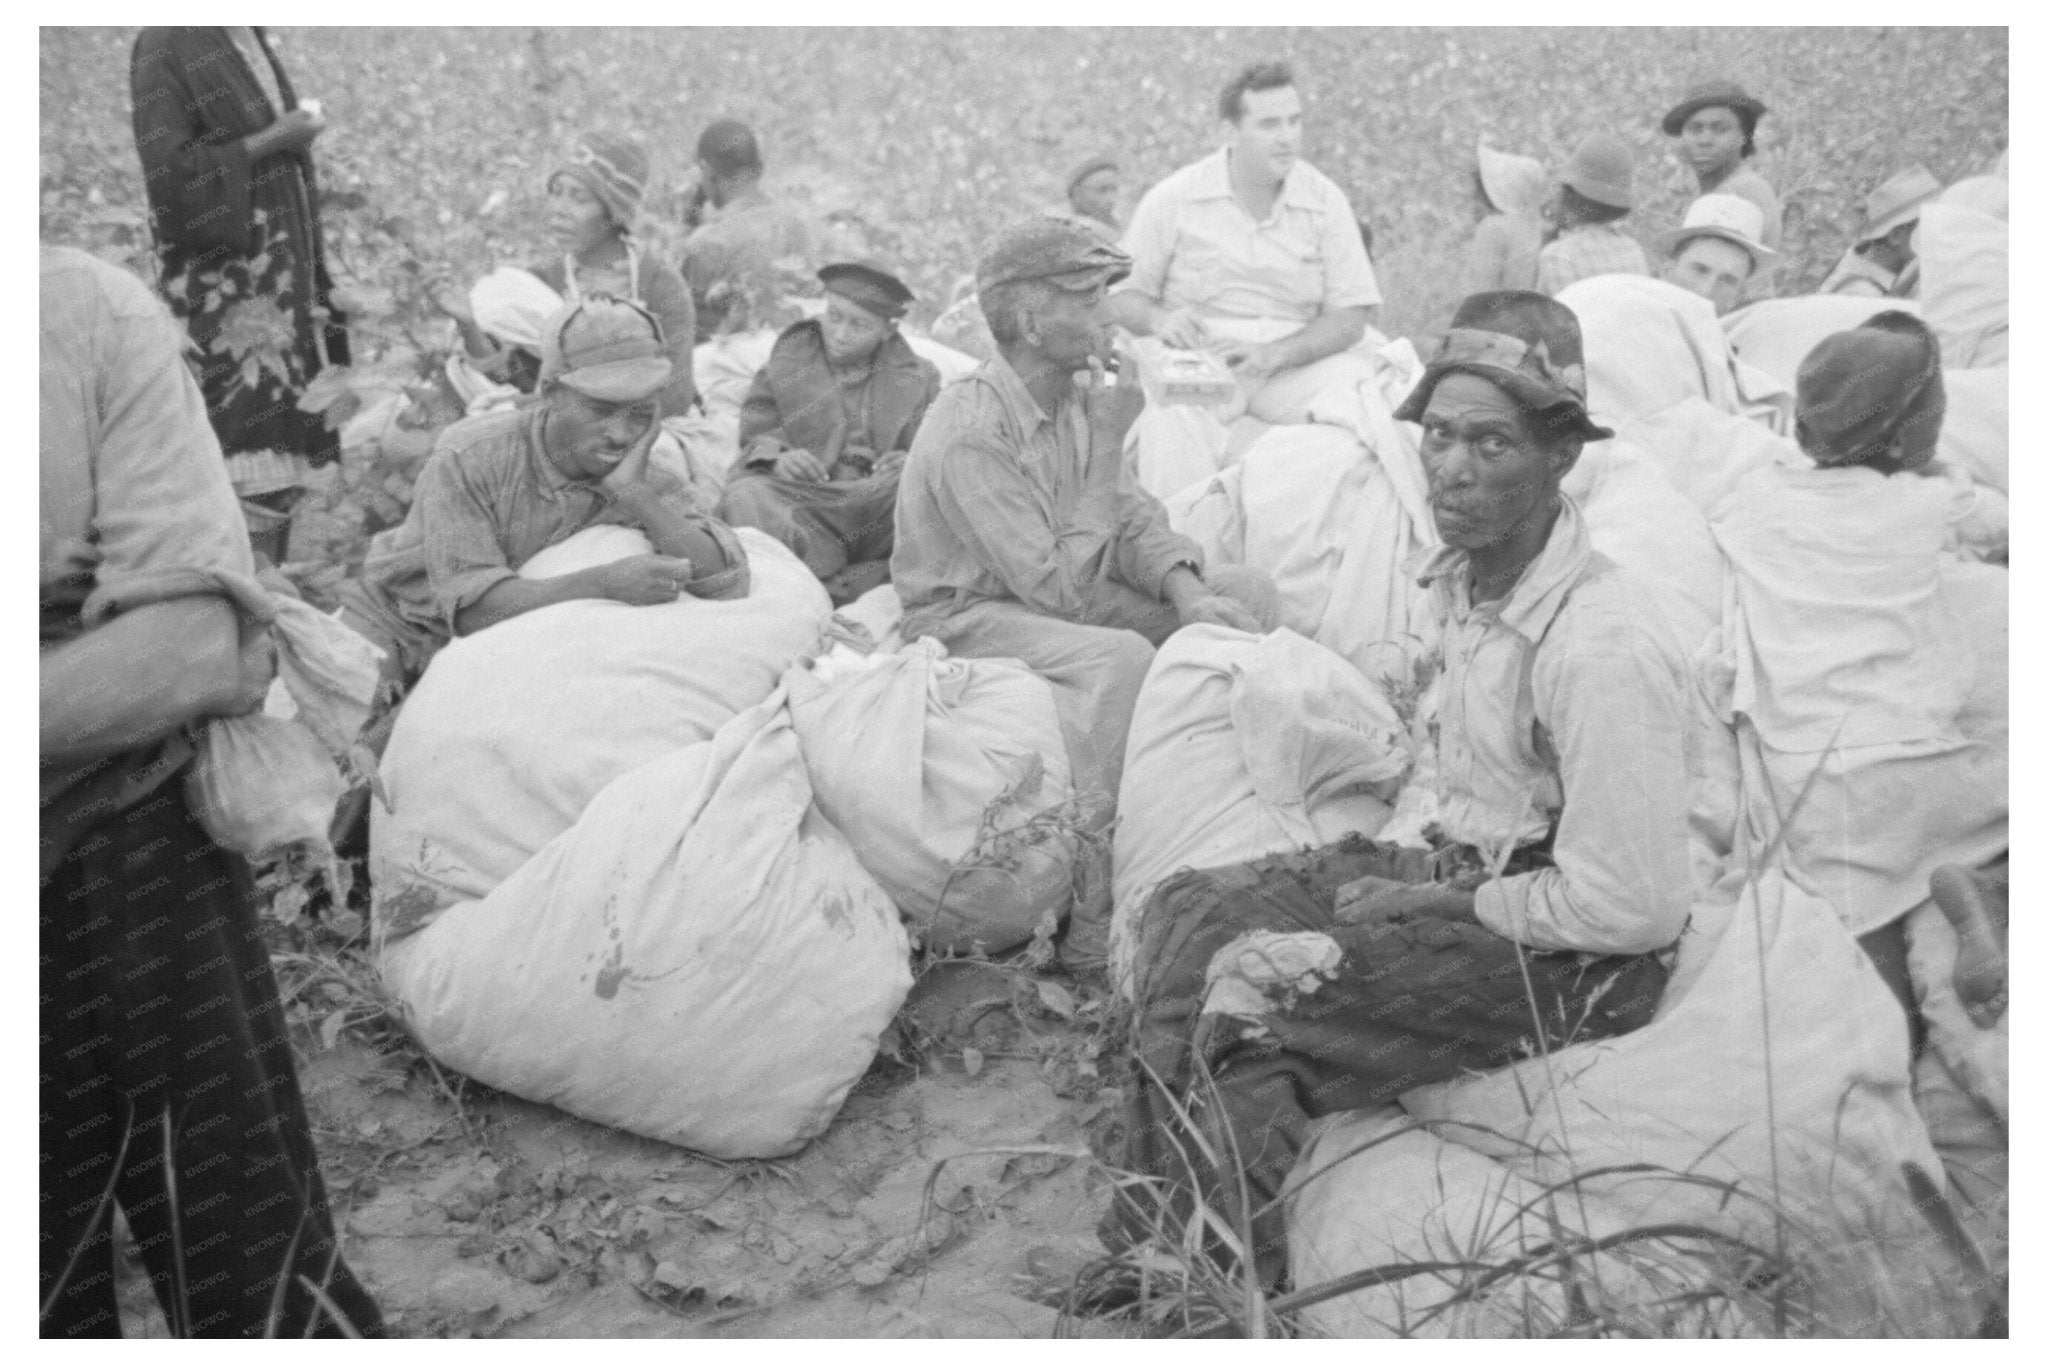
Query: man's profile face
546 386 660 481
1417 372 1561 551
1229 85 1302 188
1069 168 1120 227
1662 236 1755 315
820 292 891 366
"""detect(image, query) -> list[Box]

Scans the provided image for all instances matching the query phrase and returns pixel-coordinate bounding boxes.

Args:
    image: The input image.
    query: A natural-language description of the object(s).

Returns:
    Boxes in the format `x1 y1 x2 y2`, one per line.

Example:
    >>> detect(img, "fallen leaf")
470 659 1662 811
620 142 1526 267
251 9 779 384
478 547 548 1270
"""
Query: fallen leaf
1035 980 1077 1020
960 1047 984 1078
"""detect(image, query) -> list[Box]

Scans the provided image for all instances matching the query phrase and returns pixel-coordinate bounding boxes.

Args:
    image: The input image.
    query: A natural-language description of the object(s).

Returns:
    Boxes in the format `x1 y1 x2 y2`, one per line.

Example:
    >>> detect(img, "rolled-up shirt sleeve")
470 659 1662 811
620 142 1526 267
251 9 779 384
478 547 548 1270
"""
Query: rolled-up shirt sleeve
65 258 271 632
685 517 751 600
1115 181 1178 306
1316 185 1381 312
1474 637 1695 955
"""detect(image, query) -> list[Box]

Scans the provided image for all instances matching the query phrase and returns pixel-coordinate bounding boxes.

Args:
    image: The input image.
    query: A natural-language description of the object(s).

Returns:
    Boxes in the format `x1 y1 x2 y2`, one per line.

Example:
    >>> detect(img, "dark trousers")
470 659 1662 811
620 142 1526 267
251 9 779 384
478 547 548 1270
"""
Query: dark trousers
40 782 383 1338
1103 838 1668 1289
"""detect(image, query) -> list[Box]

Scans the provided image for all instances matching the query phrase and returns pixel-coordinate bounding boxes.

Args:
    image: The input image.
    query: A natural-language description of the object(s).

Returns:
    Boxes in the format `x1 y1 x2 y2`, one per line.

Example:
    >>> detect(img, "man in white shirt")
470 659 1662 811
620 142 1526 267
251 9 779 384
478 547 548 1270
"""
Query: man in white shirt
1110 61 1381 424
1103 290 1696 1291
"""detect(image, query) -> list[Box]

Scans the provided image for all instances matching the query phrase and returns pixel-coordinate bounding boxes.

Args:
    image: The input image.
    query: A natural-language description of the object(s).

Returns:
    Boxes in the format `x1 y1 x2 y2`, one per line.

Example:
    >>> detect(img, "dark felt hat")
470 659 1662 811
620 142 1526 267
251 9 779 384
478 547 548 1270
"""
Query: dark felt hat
818 260 915 321
1796 311 1946 469
1662 79 1768 137
1395 291 1614 443
976 214 1132 293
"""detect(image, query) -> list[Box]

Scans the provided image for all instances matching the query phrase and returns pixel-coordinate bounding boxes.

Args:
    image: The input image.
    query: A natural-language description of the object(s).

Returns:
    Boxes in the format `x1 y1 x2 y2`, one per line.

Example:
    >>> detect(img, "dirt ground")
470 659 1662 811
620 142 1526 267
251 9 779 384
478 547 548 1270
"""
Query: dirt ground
116 957 1136 1339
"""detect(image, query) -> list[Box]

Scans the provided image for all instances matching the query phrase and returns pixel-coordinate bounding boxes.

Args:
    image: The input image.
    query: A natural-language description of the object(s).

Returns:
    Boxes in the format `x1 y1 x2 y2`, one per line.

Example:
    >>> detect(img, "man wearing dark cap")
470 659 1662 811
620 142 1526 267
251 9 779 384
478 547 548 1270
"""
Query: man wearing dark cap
680 118 817 342
1662 78 1782 300
1103 289 1698 1290
339 294 749 701
893 215 1282 967
1064 154 1122 233
718 262 942 603
1111 61 1381 424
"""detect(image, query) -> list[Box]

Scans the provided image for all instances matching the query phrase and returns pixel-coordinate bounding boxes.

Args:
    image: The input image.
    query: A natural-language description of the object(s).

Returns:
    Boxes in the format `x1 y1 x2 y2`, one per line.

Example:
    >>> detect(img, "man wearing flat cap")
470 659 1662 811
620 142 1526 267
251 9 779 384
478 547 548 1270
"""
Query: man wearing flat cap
1104 289 1701 1291
1110 61 1381 424
1064 154 1122 234
340 293 750 703
893 215 1282 967
718 262 942 603
1820 165 1943 300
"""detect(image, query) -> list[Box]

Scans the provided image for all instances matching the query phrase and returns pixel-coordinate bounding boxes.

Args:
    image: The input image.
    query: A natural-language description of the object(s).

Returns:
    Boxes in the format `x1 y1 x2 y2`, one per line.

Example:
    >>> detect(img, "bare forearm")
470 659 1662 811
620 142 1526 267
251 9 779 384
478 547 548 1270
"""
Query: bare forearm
1271 306 1368 370
453 572 602 636
40 597 242 761
1106 290 1166 336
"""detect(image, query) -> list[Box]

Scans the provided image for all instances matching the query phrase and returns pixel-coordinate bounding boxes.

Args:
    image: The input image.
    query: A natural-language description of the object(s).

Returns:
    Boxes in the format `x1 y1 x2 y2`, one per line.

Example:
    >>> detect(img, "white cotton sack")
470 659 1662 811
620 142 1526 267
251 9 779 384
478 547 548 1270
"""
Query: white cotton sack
186 713 346 860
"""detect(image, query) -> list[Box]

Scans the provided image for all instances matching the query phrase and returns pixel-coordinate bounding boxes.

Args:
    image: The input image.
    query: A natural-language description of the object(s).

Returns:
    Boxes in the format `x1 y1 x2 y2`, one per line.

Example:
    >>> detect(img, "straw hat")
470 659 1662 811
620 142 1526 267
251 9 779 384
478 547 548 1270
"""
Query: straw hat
1559 133 1636 211
1655 194 1778 266
1476 141 1546 217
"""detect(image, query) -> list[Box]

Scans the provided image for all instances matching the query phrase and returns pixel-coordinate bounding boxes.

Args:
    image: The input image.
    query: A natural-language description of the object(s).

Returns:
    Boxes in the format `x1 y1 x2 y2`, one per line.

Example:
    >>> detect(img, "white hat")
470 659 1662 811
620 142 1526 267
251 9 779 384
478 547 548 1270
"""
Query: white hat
1655 194 1777 266
468 267 568 351
1938 175 2008 223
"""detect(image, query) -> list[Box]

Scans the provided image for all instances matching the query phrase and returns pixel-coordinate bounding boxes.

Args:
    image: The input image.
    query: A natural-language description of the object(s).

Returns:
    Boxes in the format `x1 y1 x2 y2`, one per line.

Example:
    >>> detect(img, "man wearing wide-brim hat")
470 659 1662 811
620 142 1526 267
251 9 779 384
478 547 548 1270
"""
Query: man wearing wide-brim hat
1821 164 1943 299
893 214 1282 967
338 294 750 704
717 261 942 604
1656 192 1779 315
1107 289 1700 1291
1535 132 1651 296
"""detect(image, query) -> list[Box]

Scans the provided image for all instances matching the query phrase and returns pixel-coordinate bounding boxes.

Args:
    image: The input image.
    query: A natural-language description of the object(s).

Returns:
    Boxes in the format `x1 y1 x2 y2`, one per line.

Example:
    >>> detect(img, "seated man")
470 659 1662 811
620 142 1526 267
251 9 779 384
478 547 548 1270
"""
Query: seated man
680 118 817 342
1103 291 1698 1291
1655 193 1778 316
1821 165 1941 299
338 294 748 706
892 216 1281 966
718 262 941 604
1110 61 1381 424
1535 133 1650 296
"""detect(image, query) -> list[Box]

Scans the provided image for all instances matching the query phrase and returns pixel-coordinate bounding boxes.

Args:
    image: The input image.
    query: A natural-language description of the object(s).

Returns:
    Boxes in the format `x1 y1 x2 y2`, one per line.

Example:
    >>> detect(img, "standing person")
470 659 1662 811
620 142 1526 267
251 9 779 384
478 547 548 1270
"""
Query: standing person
892 217 1281 967
679 118 817 341
1662 78 1781 300
1535 133 1650 296
1110 60 1382 424
1655 193 1778 315
1461 140 1546 295
129 26 352 563
1820 165 1942 299
435 133 696 420
718 262 941 604
40 245 384 1339
1102 291 1695 1291
1064 154 1123 235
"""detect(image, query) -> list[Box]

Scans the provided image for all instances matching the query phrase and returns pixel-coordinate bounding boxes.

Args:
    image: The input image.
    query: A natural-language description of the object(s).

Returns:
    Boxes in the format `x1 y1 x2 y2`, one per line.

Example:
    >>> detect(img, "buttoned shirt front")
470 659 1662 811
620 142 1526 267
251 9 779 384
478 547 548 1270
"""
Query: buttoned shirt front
1415 497 1697 956
1117 148 1380 330
891 353 1201 634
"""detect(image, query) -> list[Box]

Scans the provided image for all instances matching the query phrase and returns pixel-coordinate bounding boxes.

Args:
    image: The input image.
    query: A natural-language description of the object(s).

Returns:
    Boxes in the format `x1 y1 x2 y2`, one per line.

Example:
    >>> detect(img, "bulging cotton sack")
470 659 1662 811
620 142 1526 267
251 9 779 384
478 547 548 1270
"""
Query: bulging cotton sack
787 637 1077 955
371 526 830 938
186 713 346 860
379 694 912 1157
1110 627 1410 994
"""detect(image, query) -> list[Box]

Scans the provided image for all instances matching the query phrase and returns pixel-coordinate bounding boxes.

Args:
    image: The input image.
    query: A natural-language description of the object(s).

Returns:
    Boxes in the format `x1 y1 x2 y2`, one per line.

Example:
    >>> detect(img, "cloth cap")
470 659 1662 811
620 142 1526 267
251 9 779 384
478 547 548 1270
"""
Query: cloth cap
1476 141 1546 217
697 118 762 178
1065 154 1119 196
547 133 651 230
1856 165 1943 244
1661 79 1768 137
1936 175 2007 223
537 293 673 403
1655 193 1777 264
1796 311 1945 468
818 260 915 321
976 215 1133 293
468 267 567 351
1394 290 1614 442
1560 133 1637 211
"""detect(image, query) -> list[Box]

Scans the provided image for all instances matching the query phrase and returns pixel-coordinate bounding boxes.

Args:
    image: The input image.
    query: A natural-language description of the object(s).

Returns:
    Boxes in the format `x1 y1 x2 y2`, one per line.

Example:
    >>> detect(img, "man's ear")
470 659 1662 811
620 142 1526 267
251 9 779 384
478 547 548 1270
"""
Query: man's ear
1546 435 1585 481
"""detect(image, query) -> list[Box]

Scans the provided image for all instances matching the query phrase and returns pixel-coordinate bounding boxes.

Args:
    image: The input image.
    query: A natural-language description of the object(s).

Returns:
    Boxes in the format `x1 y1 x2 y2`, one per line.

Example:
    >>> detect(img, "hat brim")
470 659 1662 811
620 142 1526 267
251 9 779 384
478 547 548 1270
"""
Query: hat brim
1655 223 1777 264
1661 94 1766 137
554 355 673 403
1854 204 1926 245
1561 174 1634 211
1393 363 1614 443
986 261 1132 293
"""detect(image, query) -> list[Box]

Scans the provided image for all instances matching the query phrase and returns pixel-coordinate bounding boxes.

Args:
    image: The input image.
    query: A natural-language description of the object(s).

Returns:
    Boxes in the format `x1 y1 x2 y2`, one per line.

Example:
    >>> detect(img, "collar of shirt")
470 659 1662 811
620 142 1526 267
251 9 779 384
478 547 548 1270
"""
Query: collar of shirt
523 406 593 501
1184 147 1315 224
1410 495 1595 645
981 350 1090 447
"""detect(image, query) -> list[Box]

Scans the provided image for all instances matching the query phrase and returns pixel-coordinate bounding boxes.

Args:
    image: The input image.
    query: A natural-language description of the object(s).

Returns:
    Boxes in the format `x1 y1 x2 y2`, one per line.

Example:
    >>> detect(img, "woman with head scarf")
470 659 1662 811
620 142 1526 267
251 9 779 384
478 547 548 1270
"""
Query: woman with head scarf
1461 141 1546 295
432 133 696 418
1662 80 1782 300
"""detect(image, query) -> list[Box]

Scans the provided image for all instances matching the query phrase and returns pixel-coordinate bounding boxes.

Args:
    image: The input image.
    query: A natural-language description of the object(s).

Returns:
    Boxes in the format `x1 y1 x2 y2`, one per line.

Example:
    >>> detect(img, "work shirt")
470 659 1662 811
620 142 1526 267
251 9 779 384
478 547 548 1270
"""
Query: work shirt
891 353 1201 633
1117 148 1380 329
1414 497 1696 956
356 407 747 641
1535 222 1651 297
680 186 816 342
1462 210 1544 295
